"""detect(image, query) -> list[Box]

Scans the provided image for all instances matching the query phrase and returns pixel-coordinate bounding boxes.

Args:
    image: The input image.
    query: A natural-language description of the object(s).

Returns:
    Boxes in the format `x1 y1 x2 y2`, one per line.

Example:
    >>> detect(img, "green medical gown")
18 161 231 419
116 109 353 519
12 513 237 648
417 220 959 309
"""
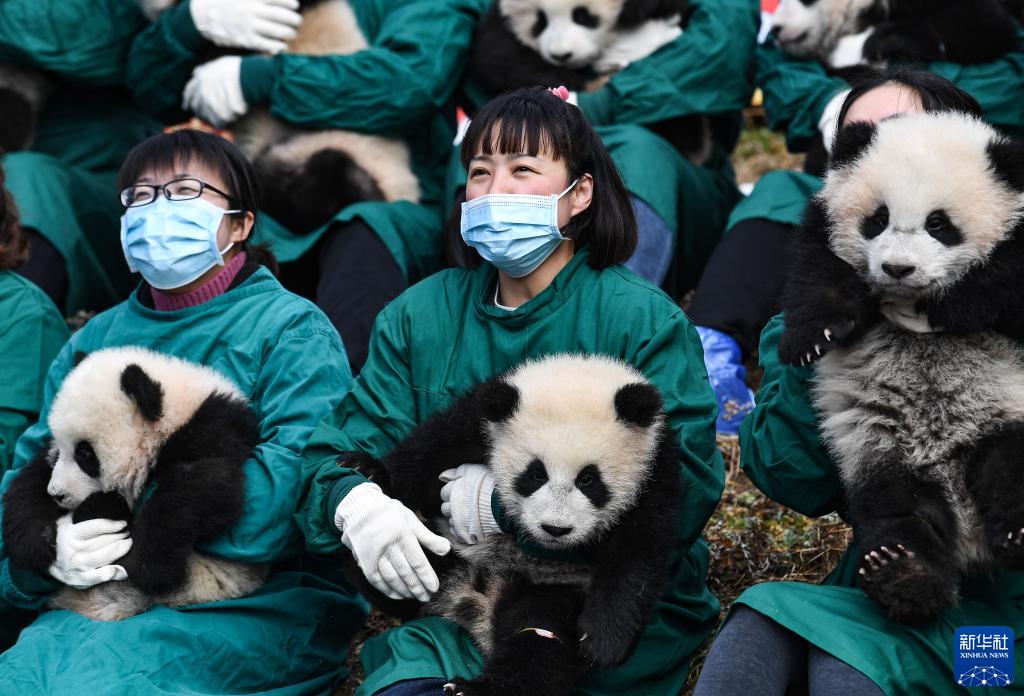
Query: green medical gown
127 0 489 283
0 0 161 314
735 315 1024 695
296 250 724 695
0 267 369 694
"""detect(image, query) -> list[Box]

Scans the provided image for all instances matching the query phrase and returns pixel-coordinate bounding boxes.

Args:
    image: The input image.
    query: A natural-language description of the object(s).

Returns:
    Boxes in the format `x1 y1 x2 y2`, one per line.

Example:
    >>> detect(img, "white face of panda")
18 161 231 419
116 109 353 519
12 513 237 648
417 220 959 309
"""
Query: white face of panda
824 113 1024 300
501 0 625 68
486 355 661 550
771 0 876 59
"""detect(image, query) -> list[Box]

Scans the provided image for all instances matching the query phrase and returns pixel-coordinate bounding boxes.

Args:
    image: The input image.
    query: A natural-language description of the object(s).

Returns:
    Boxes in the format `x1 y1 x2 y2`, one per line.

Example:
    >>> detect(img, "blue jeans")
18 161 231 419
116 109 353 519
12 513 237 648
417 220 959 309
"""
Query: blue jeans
624 196 673 285
373 677 447 695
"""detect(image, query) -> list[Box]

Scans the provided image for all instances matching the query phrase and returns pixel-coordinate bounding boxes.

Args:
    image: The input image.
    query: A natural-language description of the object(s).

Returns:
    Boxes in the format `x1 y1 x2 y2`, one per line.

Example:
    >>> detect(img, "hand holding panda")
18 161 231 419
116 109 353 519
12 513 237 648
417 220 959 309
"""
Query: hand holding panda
339 354 682 696
779 112 1024 623
2 347 268 621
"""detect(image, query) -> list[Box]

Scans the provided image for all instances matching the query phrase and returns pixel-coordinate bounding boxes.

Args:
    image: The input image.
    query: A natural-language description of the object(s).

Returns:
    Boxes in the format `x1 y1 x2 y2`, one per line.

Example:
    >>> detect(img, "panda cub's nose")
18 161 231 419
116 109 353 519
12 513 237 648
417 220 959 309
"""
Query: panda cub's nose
882 263 915 280
550 51 573 63
542 524 573 537
52 493 69 507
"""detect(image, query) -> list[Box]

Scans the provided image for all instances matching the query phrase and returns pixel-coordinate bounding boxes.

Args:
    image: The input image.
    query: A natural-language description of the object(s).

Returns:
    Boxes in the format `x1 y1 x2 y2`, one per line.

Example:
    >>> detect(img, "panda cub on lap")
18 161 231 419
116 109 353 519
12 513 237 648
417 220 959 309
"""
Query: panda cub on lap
349 354 681 696
2 347 267 621
779 112 1024 623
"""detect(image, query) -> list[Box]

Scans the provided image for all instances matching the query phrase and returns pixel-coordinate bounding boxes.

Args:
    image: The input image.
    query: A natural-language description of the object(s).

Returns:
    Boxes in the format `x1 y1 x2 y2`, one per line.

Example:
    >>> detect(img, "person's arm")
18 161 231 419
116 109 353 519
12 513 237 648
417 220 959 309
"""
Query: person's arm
238 0 485 135
739 314 843 517
296 303 420 557
577 0 759 127
198 319 352 563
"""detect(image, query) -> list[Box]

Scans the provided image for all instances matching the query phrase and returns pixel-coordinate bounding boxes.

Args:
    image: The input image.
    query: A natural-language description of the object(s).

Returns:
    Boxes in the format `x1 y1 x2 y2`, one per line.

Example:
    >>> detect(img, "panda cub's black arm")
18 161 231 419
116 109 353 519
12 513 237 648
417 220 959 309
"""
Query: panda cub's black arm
778 198 876 365
576 433 682 670
2 448 64 576
119 392 260 595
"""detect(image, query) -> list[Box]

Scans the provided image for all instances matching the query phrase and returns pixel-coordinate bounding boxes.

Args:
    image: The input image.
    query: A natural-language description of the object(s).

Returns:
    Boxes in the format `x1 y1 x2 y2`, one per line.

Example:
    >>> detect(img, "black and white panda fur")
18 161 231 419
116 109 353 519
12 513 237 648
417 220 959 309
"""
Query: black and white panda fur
469 0 715 164
770 0 1018 70
2 347 267 621
146 0 420 235
778 112 1024 623
346 354 681 696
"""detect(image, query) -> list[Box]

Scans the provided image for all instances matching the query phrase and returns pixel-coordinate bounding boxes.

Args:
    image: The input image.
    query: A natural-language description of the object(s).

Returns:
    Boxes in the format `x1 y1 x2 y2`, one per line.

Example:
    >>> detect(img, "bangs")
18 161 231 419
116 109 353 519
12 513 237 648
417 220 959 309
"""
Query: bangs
460 92 575 169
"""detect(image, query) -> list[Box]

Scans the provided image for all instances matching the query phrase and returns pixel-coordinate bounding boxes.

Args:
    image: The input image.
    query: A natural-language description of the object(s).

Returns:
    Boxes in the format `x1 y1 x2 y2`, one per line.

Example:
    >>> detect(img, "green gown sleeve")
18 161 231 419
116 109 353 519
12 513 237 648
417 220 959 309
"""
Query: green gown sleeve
124 0 205 119
738 314 843 517
577 0 759 127
237 0 486 135
202 323 352 563
0 0 147 84
296 304 412 556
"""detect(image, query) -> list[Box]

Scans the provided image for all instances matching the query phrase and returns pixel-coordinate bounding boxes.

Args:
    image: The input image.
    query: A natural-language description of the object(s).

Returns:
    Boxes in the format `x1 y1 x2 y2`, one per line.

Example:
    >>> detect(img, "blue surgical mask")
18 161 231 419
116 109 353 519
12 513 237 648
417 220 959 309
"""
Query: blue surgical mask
460 179 578 278
120 196 239 290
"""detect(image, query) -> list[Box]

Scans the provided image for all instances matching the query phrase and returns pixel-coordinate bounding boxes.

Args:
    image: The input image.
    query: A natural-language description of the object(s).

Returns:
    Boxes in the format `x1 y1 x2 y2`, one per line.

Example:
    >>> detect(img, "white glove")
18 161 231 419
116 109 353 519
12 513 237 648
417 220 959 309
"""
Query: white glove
334 482 451 602
818 88 851 154
182 56 247 127
49 514 131 590
190 0 302 54
439 464 501 545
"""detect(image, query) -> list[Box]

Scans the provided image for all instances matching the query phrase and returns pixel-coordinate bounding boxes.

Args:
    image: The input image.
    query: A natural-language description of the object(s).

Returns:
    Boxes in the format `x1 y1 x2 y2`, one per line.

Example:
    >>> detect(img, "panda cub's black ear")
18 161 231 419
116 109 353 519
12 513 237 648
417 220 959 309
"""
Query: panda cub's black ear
614 382 663 428
120 364 164 422
987 138 1024 192
478 378 520 423
828 121 877 172
72 351 89 368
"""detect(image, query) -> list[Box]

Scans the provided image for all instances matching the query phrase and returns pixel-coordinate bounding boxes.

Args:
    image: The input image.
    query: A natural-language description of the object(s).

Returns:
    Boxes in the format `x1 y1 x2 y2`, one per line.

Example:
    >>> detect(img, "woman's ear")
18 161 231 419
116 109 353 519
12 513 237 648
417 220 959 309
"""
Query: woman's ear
569 173 594 219
229 211 256 244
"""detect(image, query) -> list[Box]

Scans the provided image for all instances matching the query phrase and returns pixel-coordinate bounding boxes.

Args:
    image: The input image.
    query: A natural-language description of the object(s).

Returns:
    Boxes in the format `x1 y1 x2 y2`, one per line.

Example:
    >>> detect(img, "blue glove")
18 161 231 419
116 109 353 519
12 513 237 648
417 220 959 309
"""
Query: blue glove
697 326 755 436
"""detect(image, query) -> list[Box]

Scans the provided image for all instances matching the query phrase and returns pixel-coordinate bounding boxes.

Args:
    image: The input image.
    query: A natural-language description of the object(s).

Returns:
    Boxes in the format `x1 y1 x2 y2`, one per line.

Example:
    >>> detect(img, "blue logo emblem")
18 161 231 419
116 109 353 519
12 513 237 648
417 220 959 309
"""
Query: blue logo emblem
955 626 1014 687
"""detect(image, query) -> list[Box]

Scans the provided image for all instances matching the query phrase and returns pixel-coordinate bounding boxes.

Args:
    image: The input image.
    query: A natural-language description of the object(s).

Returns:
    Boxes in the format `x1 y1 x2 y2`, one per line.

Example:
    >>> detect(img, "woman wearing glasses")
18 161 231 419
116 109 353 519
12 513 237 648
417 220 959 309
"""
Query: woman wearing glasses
0 129 366 694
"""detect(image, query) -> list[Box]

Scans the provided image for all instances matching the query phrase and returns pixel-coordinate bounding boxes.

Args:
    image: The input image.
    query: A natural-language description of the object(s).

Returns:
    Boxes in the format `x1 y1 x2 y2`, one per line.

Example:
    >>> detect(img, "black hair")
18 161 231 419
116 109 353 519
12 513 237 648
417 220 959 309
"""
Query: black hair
118 129 276 272
0 161 25 270
836 65 984 130
446 87 636 270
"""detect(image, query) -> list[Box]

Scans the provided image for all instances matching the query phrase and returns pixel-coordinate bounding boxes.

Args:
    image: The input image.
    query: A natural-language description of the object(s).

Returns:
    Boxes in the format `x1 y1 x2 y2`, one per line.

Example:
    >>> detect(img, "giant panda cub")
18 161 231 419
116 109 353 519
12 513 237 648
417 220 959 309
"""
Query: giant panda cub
2 347 267 621
347 354 682 696
770 0 1018 70
778 111 1024 623
469 0 714 163
148 0 420 235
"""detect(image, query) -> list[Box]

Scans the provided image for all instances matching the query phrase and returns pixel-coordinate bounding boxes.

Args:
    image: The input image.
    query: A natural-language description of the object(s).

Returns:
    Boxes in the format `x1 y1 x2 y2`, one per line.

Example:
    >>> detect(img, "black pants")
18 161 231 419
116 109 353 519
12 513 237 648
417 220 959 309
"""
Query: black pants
13 228 67 311
687 218 793 356
694 605 883 696
279 220 405 375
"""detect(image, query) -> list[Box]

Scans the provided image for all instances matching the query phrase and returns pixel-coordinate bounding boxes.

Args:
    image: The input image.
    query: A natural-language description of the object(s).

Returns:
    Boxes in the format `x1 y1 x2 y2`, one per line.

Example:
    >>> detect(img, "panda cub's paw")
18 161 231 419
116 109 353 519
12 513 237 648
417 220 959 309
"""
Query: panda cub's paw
71 491 131 524
996 527 1024 568
778 320 854 367
857 543 957 623
443 678 498 696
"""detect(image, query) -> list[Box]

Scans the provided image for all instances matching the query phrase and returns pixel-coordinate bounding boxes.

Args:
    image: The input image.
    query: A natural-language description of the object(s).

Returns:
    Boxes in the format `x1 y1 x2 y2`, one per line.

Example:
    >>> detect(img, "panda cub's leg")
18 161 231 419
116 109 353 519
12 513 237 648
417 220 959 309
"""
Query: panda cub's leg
444 579 583 696
966 424 1024 568
845 462 961 624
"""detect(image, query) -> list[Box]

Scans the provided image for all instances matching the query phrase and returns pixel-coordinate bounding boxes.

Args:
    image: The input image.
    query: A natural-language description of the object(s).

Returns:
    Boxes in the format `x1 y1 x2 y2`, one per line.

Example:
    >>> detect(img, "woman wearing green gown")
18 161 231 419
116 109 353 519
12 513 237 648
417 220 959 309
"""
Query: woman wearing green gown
689 24 1024 436
297 87 723 695
0 130 366 693
693 75 1024 696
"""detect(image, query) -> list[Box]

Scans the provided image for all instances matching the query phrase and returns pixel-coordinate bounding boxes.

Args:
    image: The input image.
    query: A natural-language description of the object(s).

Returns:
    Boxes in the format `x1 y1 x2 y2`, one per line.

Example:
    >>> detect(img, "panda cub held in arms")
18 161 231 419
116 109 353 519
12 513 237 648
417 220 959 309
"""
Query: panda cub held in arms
348 354 681 696
778 112 1024 624
770 0 1018 70
2 347 267 621
469 0 713 163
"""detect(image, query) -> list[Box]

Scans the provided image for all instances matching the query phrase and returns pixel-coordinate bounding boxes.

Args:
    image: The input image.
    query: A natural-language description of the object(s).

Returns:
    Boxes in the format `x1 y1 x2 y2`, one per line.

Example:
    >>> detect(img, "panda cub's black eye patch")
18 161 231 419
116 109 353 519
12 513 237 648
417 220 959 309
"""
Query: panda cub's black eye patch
925 209 962 246
514 458 548 497
861 205 889 239
74 441 100 478
571 7 599 27
532 10 548 37
575 464 609 508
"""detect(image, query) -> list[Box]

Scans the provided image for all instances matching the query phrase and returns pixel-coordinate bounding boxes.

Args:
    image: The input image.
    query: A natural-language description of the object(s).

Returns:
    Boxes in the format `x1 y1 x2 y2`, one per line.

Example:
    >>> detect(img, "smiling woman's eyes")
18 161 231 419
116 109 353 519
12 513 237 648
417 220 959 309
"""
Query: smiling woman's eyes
470 167 490 178
514 165 536 174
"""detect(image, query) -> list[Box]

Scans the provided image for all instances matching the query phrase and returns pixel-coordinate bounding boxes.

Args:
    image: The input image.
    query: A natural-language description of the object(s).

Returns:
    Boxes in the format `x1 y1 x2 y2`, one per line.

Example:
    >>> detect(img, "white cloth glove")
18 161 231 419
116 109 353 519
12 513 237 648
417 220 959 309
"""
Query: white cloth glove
439 464 501 545
49 514 131 589
190 0 302 54
334 482 451 602
818 88 851 154
182 56 247 127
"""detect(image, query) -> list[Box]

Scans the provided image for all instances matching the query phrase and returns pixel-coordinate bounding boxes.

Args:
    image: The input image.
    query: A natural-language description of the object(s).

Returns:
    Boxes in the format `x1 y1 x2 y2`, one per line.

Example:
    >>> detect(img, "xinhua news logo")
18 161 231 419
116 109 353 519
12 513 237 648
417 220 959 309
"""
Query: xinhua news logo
954 626 1014 687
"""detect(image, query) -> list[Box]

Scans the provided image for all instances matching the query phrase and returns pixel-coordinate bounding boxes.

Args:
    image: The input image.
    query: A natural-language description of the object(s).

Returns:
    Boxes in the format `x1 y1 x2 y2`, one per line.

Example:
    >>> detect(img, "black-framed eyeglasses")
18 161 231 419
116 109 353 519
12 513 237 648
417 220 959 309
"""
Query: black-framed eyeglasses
120 178 237 208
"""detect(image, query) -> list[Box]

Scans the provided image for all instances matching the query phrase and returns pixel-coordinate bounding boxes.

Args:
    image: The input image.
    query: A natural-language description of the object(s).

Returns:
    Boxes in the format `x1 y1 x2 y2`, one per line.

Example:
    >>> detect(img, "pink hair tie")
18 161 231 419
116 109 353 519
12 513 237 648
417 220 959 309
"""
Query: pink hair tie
547 85 571 102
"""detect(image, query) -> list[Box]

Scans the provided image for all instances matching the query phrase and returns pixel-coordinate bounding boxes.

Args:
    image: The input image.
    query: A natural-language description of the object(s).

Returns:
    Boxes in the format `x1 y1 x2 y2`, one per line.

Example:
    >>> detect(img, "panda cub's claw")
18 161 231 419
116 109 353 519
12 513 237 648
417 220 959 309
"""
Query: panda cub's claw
996 527 1024 567
857 542 955 623
443 679 493 696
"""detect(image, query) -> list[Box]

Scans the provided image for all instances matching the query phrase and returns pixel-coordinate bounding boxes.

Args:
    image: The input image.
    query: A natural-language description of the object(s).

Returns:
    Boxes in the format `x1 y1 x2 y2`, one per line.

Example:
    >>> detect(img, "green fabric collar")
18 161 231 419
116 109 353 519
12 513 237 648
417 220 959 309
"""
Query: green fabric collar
492 491 596 565
472 249 595 326
126 267 279 321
